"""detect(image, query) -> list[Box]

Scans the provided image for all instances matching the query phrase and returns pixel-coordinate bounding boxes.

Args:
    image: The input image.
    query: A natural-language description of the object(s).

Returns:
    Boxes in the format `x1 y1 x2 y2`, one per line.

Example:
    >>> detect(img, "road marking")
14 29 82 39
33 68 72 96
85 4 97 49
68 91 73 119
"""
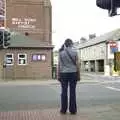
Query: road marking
106 86 120 92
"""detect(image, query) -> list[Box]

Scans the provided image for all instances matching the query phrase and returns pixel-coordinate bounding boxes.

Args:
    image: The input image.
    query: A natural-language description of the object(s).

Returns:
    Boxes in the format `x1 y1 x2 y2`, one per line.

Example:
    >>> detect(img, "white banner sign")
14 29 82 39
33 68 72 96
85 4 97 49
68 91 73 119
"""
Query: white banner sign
12 18 36 29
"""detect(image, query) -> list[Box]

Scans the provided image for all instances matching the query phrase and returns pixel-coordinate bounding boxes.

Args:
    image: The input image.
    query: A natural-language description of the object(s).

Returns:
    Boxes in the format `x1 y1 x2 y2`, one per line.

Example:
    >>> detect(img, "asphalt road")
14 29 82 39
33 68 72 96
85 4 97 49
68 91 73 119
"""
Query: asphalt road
0 82 120 112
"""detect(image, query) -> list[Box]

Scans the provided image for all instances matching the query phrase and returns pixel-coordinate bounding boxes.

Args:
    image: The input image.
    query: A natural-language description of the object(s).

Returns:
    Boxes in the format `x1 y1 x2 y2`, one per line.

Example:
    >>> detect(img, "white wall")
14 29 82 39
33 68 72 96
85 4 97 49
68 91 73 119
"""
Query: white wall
118 41 120 51
80 43 106 61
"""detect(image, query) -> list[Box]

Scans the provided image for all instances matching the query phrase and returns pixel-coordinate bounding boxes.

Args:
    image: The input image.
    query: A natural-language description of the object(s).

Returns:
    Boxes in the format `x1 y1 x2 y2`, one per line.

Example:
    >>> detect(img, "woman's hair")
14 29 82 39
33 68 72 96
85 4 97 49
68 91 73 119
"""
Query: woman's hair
59 38 73 52
59 44 64 52
64 38 73 47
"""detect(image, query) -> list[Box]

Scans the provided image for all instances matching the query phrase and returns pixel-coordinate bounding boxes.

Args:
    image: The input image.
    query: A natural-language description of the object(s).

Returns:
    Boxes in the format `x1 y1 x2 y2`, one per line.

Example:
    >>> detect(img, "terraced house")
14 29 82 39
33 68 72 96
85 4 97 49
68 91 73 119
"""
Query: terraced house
79 29 120 76
0 0 53 80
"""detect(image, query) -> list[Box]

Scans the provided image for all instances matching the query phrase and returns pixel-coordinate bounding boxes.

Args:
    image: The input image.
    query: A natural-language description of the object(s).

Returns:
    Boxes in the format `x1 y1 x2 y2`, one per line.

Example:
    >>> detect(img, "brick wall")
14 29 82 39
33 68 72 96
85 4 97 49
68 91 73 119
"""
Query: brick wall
0 48 52 79
6 0 52 44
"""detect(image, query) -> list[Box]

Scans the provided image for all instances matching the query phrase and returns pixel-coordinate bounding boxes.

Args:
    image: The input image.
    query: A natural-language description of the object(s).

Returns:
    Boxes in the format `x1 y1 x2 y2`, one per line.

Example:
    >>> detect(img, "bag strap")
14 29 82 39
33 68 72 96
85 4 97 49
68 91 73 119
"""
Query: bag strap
59 53 65 66
65 49 76 65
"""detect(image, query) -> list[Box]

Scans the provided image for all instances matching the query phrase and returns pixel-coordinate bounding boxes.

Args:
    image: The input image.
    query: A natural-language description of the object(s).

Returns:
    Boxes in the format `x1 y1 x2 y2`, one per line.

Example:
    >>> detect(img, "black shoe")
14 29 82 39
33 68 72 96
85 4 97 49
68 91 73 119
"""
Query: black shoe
70 112 77 115
60 110 66 114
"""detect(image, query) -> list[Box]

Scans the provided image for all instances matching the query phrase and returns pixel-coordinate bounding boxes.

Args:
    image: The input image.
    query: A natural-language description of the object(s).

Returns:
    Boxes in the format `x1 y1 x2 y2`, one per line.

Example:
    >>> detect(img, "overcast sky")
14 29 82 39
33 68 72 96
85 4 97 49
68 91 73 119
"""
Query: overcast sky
51 0 120 50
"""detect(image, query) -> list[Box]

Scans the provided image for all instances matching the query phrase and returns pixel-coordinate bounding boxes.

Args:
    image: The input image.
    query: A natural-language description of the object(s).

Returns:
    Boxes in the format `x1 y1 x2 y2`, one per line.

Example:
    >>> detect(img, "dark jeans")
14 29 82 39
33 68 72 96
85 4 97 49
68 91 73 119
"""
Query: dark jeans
60 72 77 113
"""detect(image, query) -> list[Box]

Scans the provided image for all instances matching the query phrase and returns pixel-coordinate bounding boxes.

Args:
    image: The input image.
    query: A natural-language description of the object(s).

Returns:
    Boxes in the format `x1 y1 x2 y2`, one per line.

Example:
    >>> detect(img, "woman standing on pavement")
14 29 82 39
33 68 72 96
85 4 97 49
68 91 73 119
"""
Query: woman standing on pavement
57 38 80 115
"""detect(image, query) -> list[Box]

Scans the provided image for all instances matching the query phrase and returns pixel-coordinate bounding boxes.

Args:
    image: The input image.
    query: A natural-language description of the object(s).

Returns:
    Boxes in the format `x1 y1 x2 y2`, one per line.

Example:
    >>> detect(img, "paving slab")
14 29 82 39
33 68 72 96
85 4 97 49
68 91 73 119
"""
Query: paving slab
0 109 90 120
1 104 120 120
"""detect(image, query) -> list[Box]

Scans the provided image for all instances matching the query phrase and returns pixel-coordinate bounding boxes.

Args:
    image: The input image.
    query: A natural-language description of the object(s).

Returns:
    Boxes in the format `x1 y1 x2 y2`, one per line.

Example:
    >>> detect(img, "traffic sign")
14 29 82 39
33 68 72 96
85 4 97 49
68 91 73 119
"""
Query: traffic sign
109 41 117 47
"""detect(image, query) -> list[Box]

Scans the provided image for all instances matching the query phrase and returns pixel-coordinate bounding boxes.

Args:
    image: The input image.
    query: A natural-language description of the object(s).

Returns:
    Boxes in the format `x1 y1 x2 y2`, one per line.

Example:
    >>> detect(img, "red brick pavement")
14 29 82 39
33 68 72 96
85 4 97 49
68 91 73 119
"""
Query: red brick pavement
0 109 90 120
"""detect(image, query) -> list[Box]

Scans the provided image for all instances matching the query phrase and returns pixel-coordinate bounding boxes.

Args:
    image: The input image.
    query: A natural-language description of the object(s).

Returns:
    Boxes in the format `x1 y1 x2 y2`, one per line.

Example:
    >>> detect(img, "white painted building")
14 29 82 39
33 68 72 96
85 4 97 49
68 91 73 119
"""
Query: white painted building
79 29 120 76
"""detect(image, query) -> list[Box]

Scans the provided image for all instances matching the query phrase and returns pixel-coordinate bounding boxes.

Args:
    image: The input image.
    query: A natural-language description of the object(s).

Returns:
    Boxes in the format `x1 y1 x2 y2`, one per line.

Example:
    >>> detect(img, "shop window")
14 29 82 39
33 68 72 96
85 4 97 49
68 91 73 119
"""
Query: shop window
5 54 14 65
18 54 27 65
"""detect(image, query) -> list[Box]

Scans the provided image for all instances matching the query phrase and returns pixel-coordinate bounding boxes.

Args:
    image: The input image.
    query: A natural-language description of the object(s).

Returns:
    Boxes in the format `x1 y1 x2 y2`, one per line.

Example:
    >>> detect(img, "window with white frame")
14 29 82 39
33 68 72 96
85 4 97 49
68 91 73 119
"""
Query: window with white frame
41 54 46 61
32 54 46 61
18 54 27 65
5 54 14 65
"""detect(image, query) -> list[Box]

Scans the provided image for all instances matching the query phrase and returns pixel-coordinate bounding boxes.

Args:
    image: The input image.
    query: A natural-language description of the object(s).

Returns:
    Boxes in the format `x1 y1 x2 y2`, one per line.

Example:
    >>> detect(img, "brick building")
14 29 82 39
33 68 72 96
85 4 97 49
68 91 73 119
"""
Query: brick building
0 0 53 80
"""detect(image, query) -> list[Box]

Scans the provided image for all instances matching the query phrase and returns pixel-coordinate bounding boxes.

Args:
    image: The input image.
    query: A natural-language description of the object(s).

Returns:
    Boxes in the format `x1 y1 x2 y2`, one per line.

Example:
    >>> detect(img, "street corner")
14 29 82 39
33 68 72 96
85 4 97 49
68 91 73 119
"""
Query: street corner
0 109 90 120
